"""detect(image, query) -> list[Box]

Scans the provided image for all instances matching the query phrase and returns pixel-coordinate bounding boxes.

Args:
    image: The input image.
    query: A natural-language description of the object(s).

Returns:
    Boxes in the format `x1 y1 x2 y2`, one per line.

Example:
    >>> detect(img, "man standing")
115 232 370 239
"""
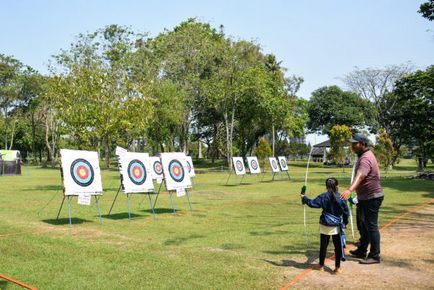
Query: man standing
341 134 384 264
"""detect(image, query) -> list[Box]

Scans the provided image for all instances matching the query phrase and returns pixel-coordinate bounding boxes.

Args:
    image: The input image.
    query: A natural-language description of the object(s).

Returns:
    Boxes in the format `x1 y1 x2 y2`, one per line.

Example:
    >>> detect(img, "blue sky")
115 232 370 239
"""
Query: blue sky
2 0 433 144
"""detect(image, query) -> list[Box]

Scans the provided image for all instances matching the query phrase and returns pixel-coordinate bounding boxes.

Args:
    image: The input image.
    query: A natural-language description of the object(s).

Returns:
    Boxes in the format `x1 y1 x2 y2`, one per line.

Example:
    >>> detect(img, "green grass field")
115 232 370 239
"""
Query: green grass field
0 159 433 289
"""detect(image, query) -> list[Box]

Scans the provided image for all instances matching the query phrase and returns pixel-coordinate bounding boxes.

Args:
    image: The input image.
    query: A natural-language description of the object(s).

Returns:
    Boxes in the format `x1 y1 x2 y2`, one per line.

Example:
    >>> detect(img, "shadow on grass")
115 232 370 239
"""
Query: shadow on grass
164 233 205 246
263 249 318 268
24 185 63 191
42 217 93 225
0 281 8 289
140 208 177 214
101 212 142 220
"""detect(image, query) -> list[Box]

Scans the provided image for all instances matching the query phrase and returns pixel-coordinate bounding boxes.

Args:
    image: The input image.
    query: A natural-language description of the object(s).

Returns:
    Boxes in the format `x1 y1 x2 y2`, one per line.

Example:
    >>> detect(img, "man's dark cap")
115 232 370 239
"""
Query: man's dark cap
349 133 369 145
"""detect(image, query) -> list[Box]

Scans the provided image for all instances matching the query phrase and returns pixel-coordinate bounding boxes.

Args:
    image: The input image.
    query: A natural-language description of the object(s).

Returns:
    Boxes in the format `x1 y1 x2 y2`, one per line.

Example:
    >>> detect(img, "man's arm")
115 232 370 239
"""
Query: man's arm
341 172 366 199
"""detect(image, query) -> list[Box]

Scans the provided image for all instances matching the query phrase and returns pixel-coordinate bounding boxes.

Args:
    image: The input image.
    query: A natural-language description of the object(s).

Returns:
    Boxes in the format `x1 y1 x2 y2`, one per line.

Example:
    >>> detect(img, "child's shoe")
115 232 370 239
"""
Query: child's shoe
333 267 343 274
313 264 324 272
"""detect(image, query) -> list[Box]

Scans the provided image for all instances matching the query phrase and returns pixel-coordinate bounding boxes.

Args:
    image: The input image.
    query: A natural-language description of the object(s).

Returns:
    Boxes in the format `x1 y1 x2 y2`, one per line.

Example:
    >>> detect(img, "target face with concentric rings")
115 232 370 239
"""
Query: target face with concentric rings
168 159 185 182
250 159 258 170
70 158 94 187
236 160 244 172
128 159 147 185
272 159 278 169
153 160 163 176
280 158 287 169
186 160 192 173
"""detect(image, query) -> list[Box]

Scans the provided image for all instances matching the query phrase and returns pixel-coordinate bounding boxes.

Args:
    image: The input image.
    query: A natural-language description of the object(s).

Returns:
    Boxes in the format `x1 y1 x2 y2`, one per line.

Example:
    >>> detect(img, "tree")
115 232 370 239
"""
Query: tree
373 129 395 172
50 25 152 167
385 66 434 170
255 137 272 169
307 85 375 134
341 64 413 131
419 0 434 21
329 125 352 171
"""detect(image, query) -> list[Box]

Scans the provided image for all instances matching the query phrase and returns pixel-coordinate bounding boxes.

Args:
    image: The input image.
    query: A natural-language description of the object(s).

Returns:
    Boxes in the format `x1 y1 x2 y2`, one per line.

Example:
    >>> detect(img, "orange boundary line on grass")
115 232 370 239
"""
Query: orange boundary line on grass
279 198 434 290
0 273 37 290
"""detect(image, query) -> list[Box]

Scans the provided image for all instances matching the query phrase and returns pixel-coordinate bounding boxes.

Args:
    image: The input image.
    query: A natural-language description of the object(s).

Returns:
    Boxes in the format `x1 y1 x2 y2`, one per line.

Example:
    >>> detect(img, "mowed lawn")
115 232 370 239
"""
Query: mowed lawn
0 159 432 289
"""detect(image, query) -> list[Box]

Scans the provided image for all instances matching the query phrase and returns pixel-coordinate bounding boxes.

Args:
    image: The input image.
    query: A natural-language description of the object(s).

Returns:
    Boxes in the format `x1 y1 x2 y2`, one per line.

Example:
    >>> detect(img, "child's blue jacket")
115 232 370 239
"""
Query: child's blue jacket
302 191 349 226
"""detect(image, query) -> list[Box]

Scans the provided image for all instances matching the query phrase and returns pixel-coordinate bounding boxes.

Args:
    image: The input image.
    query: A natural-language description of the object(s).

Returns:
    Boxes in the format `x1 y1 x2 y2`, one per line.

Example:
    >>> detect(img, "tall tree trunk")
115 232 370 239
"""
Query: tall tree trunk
104 136 110 169
44 114 54 166
8 119 16 150
31 112 37 162
272 124 275 156
198 140 202 159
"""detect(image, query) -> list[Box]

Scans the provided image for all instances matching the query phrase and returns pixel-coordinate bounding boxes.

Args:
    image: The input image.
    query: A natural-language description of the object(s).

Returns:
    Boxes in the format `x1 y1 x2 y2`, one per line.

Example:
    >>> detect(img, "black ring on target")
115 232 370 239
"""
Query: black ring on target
153 160 163 176
250 159 258 170
280 158 287 169
128 159 147 185
272 159 278 169
70 158 94 187
235 160 244 172
168 159 185 182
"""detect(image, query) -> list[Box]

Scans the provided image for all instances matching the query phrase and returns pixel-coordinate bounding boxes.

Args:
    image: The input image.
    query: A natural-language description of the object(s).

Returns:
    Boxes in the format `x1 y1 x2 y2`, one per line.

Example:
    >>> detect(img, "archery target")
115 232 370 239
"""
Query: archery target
161 153 192 190
185 156 196 177
168 159 185 182
128 159 146 185
70 159 94 186
117 152 154 193
269 157 280 173
232 157 246 175
60 149 103 196
247 156 261 174
278 156 288 171
149 156 164 180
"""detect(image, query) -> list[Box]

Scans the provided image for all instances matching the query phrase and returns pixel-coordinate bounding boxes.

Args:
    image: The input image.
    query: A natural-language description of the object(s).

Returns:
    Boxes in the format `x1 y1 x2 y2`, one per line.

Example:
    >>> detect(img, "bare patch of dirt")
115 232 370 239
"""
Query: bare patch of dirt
283 203 434 289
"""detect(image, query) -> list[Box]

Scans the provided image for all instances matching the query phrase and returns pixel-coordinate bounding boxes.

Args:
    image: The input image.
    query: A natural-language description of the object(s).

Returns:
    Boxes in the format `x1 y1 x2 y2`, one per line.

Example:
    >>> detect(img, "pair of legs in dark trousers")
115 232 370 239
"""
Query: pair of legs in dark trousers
319 233 342 268
357 196 384 260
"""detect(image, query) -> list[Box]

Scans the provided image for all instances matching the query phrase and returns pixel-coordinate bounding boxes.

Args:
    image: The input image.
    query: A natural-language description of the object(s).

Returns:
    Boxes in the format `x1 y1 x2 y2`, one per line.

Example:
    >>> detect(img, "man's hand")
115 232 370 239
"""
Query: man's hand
341 189 351 200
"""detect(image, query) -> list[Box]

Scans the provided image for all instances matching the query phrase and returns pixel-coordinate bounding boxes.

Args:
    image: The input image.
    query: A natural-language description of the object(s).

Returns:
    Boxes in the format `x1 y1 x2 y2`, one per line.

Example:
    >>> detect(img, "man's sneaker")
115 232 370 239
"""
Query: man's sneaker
313 264 324 272
333 267 343 274
359 257 380 264
349 249 366 259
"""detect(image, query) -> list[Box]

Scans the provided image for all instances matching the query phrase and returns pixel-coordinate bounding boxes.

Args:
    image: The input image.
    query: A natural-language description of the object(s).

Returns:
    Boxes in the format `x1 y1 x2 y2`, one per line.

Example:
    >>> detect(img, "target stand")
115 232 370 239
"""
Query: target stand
109 154 157 221
225 170 246 185
56 167 103 226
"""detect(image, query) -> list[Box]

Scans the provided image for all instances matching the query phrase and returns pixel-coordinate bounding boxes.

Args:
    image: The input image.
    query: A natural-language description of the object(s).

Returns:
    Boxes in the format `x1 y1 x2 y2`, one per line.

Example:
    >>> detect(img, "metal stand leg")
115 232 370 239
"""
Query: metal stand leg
127 193 132 221
108 185 121 215
239 174 245 185
152 182 163 209
56 196 66 219
67 196 72 226
272 172 276 181
95 196 102 224
186 189 193 211
225 171 232 185
169 191 176 213
286 171 291 181
147 193 156 218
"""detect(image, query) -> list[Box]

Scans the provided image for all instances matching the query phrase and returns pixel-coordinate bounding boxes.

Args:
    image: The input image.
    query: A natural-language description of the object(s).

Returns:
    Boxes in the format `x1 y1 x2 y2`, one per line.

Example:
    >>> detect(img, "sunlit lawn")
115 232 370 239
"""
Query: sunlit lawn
0 159 432 289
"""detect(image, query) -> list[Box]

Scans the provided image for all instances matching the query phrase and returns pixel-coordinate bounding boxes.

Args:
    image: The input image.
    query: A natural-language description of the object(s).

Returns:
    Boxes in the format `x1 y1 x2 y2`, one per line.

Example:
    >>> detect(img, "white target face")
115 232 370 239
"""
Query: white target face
232 157 246 175
269 157 280 173
161 153 192 190
60 149 103 196
247 156 261 174
117 152 154 194
278 156 288 171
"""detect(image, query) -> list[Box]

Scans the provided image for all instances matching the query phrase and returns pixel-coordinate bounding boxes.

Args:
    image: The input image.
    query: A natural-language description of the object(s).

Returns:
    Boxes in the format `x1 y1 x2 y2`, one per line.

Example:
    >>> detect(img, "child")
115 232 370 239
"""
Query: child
300 177 349 273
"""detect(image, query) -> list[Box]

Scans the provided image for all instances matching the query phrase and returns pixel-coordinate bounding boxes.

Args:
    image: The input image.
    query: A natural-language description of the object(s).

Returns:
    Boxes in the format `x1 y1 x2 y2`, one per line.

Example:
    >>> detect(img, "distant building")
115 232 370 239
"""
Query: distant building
289 136 306 144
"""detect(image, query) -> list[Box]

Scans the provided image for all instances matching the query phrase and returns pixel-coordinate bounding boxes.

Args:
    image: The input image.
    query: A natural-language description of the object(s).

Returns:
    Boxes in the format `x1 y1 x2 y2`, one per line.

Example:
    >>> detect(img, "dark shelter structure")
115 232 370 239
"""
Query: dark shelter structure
0 150 21 175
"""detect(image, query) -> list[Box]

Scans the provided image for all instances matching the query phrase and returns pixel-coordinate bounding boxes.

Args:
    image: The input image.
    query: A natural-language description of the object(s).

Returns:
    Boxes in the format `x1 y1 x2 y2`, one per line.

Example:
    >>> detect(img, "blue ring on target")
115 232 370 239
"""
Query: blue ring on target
168 159 185 182
70 158 94 187
280 158 287 169
272 160 278 169
128 159 147 185
153 160 163 176
251 159 258 170
235 160 244 172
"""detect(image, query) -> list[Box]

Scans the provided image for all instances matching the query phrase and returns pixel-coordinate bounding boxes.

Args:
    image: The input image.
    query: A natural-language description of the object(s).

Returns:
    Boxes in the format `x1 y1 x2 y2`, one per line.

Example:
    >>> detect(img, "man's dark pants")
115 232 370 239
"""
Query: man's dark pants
358 196 384 260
